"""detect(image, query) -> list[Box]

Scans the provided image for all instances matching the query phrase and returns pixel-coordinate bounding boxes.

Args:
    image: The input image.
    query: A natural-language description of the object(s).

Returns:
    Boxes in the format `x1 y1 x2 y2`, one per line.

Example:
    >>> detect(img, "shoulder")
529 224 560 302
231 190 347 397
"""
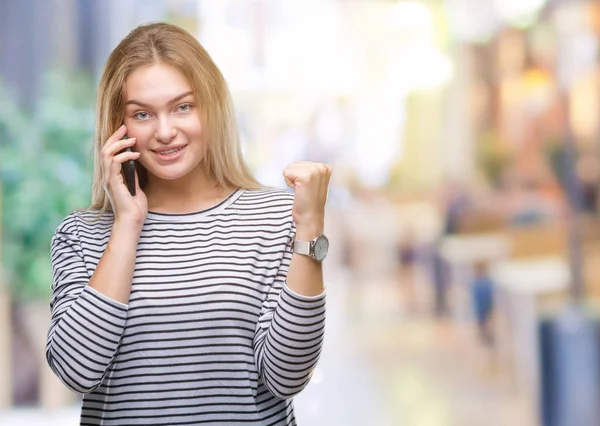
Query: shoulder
236 187 294 210
233 188 294 230
54 208 114 237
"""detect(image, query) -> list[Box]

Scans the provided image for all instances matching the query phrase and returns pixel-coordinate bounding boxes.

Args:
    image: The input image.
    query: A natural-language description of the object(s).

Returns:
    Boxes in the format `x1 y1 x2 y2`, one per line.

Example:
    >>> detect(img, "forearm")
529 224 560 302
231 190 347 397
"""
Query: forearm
89 220 142 304
46 215 141 393
46 286 129 393
46 220 140 393
257 221 327 399
258 284 326 399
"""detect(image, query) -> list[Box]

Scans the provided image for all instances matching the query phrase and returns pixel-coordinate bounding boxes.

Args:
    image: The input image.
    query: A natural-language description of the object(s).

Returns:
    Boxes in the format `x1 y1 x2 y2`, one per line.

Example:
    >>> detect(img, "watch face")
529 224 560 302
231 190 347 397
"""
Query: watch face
313 235 329 262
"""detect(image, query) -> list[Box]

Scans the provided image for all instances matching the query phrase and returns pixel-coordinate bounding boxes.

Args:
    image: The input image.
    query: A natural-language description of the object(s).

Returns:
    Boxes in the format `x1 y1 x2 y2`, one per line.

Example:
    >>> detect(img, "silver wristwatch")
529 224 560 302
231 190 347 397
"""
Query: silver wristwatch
293 234 329 262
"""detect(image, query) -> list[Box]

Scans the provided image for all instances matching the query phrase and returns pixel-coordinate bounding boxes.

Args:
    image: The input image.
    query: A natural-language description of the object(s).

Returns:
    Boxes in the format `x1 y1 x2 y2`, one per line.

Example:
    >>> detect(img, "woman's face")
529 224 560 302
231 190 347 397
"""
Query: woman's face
124 63 204 183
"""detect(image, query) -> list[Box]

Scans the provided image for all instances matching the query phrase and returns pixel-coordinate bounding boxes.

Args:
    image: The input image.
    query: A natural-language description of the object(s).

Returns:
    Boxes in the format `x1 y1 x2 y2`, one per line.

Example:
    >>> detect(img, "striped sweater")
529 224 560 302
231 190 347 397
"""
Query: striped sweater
46 188 326 425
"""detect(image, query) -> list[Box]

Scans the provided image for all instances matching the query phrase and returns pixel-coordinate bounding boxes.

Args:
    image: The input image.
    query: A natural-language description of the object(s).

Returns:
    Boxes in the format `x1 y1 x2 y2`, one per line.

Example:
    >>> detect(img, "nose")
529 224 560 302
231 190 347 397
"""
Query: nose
155 116 177 144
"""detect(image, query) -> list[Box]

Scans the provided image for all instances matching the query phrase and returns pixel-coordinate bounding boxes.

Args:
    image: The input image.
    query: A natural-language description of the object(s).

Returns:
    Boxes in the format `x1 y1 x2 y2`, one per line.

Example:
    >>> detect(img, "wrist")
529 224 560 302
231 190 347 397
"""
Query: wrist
113 218 144 236
295 223 324 240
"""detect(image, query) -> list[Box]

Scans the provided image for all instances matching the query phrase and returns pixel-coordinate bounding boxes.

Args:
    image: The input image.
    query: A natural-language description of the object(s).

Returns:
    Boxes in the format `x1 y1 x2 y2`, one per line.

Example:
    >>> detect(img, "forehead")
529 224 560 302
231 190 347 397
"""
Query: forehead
125 63 192 103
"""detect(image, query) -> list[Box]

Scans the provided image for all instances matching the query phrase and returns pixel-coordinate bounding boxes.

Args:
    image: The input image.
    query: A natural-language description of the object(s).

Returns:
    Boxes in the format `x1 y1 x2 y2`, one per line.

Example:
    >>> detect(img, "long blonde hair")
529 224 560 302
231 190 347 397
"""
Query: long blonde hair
89 22 262 214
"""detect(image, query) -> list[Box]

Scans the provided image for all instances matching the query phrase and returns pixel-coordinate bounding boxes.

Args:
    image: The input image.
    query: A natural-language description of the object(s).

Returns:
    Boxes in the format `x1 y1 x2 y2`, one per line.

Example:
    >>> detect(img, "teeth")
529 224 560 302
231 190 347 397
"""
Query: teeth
158 147 183 155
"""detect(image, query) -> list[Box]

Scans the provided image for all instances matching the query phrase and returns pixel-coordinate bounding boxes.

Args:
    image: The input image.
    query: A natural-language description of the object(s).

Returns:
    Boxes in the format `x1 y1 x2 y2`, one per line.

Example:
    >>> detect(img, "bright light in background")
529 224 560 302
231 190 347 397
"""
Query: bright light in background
197 0 452 189
388 46 454 92
352 1 452 187
494 0 548 27
353 90 406 188
196 1 257 87
389 1 434 31
445 0 548 41
263 1 363 97
444 0 499 43
197 0 362 97
386 1 454 91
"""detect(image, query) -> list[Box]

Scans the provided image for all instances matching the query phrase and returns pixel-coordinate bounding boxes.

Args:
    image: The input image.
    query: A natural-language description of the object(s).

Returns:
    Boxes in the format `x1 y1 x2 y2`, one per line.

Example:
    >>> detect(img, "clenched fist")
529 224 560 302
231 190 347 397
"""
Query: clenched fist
283 161 333 234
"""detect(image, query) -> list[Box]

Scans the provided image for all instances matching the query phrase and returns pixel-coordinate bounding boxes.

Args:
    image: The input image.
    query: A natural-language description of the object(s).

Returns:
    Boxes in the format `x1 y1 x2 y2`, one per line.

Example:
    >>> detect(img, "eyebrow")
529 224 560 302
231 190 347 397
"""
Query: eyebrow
126 91 194 108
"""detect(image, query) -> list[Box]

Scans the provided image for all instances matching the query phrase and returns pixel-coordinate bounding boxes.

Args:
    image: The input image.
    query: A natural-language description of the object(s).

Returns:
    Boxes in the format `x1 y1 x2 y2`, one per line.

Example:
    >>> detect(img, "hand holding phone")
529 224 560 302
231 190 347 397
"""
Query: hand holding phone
120 135 137 196
101 125 147 225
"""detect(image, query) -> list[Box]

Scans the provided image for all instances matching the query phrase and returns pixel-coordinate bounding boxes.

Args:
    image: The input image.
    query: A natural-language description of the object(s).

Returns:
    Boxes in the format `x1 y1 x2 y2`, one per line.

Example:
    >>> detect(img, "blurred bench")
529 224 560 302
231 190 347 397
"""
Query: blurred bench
439 217 572 425
490 224 570 426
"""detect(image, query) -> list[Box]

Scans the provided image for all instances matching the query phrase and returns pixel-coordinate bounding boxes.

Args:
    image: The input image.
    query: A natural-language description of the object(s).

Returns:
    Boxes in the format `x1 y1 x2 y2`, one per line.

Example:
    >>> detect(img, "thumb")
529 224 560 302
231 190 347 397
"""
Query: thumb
283 168 297 189
284 175 296 189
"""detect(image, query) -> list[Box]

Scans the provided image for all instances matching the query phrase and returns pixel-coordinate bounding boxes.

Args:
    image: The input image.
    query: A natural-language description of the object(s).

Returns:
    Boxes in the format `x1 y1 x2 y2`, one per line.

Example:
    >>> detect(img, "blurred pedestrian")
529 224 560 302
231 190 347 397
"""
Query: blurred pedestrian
471 261 495 346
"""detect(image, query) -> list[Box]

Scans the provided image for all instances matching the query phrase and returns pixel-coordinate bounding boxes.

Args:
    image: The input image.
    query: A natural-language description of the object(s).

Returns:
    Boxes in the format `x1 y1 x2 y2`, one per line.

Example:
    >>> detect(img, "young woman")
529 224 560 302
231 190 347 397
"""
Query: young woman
46 22 331 425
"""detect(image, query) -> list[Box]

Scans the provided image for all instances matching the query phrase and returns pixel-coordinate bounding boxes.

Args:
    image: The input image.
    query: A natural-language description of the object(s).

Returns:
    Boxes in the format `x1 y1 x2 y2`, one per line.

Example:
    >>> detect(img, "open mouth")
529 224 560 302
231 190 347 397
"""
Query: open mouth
153 145 186 161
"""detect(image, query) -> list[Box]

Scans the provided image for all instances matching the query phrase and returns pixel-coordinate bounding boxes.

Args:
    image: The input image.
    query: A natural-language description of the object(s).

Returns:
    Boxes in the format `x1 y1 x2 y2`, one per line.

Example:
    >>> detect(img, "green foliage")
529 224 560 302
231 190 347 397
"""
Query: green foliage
0 70 96 300
477 130 512 187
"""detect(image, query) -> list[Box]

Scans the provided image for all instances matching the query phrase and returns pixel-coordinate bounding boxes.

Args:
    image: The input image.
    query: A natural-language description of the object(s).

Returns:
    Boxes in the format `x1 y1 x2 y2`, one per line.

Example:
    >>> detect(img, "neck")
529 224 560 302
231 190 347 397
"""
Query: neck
145 165 233 214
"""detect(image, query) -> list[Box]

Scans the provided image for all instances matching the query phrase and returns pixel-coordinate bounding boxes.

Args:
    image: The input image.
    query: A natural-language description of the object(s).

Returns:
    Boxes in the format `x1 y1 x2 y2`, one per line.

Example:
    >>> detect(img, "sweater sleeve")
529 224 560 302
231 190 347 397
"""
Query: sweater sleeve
46 214 129 394
253 222 326 400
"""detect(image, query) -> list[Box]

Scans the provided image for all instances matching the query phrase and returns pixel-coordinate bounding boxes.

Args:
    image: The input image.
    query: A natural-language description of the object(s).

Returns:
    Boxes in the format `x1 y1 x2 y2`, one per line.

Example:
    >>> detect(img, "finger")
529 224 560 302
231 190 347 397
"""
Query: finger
105 151 139 187
103 137 137 157
102 126 129 170
320 163 332 185
106 124 128 146
102 140 136 175
283 167 307 185
113 150 141 165
109 151 139 180
320 180 330 204
322 168 332 201
283 172 296 189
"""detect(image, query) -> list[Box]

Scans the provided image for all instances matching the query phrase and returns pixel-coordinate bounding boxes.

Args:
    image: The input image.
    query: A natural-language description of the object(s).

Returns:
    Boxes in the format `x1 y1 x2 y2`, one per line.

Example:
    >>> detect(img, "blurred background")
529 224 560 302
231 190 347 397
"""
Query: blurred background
2 0 600 425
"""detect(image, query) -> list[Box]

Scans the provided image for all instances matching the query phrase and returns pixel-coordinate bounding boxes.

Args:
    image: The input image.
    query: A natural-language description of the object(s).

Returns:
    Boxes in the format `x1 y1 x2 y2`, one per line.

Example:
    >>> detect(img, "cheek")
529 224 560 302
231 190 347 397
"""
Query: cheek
137 147 153 168
125 125 153 149
180 116 203 138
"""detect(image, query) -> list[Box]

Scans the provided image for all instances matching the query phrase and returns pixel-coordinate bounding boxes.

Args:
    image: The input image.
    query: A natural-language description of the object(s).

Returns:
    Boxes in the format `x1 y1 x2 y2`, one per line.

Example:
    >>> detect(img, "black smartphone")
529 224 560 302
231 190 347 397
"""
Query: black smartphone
120 134 136 196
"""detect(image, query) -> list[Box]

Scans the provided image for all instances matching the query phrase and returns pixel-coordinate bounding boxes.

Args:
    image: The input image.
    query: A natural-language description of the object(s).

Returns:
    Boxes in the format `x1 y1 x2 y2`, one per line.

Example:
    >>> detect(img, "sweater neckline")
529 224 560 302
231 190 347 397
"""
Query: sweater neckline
145 188 244 222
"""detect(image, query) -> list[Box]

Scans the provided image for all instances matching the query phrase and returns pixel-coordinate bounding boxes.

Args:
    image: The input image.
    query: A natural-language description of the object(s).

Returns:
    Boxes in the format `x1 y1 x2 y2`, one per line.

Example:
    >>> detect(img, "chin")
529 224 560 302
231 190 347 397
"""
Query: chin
144 162 201 182
150 170 191 181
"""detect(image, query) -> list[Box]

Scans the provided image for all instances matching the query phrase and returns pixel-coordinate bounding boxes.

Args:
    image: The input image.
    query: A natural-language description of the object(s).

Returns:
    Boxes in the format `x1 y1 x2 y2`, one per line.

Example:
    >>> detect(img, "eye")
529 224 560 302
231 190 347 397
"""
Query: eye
134 111 150 120
177 103 192 112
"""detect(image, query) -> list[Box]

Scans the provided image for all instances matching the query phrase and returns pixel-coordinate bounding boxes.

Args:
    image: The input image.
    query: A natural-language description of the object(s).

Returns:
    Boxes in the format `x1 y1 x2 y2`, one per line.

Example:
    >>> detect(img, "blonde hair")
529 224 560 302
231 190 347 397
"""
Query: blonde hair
89 22 262 214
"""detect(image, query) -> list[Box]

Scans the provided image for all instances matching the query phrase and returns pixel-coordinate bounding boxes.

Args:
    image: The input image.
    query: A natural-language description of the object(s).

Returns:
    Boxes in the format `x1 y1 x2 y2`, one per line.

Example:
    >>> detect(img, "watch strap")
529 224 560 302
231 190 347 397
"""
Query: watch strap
293 240 311 256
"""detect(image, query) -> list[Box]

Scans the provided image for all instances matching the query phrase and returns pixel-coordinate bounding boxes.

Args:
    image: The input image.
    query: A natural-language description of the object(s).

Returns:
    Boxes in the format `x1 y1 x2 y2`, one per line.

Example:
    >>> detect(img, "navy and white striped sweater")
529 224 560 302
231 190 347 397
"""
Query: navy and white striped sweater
47 188 326 425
